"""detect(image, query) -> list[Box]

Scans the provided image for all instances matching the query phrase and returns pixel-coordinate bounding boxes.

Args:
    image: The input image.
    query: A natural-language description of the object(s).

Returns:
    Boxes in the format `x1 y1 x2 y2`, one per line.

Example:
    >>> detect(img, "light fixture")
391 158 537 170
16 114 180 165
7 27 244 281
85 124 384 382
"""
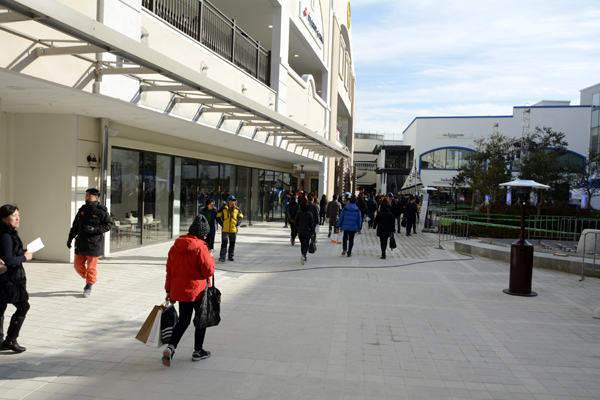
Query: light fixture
268 25 273 28
87 153 99 170
294 54 299 57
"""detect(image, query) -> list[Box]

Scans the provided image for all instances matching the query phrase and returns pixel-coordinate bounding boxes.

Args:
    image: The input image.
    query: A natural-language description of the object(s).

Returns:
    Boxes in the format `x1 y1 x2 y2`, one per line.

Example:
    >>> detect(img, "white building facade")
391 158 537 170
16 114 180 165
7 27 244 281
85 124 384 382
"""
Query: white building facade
0 0 355 261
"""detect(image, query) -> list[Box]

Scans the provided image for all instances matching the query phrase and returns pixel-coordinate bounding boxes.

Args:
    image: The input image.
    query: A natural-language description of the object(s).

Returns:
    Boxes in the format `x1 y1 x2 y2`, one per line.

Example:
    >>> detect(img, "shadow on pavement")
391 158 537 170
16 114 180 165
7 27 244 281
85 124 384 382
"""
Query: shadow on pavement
28 291 82 298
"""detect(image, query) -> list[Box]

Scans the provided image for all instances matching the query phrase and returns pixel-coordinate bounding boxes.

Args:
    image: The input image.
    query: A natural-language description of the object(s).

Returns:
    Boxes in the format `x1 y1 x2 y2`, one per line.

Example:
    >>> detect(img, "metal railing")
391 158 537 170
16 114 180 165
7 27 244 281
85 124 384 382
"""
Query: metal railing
526 215 578 242
354 162 377 171
337 122 348 146
434 214 469 249
580 231 600 281
142 0 271 86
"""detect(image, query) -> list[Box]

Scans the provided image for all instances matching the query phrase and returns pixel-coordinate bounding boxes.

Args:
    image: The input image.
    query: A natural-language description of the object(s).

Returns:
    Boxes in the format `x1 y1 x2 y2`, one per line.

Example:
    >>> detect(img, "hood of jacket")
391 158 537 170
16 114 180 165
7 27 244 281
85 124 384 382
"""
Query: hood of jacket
173 235 203 253
344 203 360 213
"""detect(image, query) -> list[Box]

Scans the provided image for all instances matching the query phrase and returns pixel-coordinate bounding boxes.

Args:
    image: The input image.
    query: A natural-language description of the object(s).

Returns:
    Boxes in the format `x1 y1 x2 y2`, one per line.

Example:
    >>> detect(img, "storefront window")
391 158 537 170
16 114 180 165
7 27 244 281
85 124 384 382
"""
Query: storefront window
177 158 198 235
220 164 236 204
198 161 219 208
236 167 251 223
110 148 141 250
142 153 172 244
421 148 476 170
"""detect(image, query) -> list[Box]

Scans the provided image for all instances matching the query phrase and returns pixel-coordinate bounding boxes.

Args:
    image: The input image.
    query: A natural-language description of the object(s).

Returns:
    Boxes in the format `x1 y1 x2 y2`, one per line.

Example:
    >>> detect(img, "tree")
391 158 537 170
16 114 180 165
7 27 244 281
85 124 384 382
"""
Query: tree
518 126 572 215
453 132 512 218
573 147 600 209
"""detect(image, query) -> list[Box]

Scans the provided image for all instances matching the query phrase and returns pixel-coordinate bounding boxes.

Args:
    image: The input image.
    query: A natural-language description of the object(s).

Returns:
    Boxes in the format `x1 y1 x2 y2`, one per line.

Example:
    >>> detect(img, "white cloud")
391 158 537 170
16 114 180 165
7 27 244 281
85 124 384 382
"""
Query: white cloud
352 0 600 133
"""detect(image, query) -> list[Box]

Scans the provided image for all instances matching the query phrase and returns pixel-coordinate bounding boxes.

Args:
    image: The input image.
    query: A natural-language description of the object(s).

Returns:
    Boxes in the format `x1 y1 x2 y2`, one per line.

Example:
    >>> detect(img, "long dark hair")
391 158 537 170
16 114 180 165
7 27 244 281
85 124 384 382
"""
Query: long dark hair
300 200 309 212
0 204 18 220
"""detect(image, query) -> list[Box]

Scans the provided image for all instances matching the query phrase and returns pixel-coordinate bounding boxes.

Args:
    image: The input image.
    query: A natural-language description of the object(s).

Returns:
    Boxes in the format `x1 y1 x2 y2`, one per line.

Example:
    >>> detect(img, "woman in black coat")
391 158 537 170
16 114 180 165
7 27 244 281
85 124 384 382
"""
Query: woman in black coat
373 202 396 259
287 196 300 246
0 205 33 353
319 195 328 225
294 200 315 265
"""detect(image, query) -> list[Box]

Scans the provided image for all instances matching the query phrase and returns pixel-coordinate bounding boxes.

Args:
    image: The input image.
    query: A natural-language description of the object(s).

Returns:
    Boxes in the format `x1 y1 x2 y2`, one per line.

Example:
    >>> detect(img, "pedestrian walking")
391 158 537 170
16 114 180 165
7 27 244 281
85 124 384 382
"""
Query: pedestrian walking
0 204 33 353
403 196 417 236
336 196 362 257
326 194 342 237
67 188 112 297
366 195 377 228
294 201 315 265
357 195 367 234
287 195 300 246
198 199 217 254
373 202 395 259
216 196 244 262
391 195 403 233
162 215 215 367
283 192 291 228
319 194 328 225
307 194 320 232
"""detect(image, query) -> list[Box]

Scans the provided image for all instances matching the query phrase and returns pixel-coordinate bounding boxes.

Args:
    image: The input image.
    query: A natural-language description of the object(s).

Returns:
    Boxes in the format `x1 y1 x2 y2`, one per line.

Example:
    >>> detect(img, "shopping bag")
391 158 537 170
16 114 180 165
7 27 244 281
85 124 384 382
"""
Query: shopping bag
136 304 163 347
316 225 321 235
160 304 178 344
365 216 371 222
389 234 397 250
331 233 338 243
308 237 317 254
193 277 221 329
401 218 407 228
336 232 342 245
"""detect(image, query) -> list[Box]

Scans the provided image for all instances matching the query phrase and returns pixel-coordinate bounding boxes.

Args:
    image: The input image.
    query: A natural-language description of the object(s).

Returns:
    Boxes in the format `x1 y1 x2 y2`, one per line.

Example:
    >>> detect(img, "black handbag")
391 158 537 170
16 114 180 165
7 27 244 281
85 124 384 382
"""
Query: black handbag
308 237 317 254
193 276 221 329
401 218 407 228
389 234 397 250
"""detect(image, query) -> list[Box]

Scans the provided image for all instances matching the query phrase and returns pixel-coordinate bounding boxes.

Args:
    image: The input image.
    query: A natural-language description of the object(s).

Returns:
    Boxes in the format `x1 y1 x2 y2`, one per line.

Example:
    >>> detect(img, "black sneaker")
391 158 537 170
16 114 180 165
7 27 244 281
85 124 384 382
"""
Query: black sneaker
228 256 234 262
83 284 92 298
218 257 225 262
341 250 347 256
162 345 175 367
347 253 352 257
192 350 211 361
381 254 386 259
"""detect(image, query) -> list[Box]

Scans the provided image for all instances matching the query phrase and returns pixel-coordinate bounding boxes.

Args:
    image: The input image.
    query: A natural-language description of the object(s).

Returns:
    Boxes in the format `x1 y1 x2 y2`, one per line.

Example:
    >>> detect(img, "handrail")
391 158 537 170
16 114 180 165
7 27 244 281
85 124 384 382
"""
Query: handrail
142 0 271 86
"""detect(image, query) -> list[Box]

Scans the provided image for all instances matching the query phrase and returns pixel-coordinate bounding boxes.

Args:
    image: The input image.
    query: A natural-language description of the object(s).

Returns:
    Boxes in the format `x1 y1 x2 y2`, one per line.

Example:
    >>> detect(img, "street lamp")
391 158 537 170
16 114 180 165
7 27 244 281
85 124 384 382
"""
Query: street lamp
498 178 549 297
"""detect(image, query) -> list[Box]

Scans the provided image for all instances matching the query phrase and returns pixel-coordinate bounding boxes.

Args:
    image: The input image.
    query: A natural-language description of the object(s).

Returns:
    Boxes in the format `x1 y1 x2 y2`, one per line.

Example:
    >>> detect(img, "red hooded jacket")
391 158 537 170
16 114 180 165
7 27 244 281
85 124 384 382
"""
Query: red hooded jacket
165 235 215 302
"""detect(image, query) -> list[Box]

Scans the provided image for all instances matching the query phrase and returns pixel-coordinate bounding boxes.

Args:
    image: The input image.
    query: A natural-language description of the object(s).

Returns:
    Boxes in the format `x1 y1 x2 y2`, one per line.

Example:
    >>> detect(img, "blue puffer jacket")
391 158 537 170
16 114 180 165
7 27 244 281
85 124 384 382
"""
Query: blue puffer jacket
336 203 362 232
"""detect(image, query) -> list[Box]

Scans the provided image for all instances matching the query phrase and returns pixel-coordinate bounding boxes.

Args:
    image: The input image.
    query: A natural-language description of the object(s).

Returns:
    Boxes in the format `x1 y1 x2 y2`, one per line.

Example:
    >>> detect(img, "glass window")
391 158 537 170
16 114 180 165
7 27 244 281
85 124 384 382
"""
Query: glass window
432 149 445 169
593 92 600 106
198 161 219 209
236 167 251 222
421 152 433 169
142 153 172 244
446 148 459 169
177 158 198 236
558 152 585 171
110 148 141 250
592 109 600 128
592 127 599 154
220 164 236 204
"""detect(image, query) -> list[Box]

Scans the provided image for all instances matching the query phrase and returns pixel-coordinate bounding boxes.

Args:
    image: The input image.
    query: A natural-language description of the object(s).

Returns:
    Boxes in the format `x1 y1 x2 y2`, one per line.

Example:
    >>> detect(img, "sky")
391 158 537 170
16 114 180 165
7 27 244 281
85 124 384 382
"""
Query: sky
351 0 600 135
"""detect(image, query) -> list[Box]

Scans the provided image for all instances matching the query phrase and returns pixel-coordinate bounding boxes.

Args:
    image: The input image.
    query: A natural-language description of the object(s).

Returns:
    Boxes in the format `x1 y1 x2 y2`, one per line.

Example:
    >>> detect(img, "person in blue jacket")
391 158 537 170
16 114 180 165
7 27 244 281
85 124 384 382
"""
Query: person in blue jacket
336 196 362 257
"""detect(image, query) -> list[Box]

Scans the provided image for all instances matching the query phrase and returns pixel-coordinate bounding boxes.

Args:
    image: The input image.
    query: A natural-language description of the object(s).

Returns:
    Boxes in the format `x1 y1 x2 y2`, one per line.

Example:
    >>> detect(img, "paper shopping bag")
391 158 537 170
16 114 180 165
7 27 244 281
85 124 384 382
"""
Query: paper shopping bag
135 305 163 346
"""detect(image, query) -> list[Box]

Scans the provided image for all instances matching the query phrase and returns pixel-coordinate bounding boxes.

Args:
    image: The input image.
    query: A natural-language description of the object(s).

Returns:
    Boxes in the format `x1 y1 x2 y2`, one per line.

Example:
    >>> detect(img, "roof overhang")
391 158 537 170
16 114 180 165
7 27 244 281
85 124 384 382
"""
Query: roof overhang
0 0 350 160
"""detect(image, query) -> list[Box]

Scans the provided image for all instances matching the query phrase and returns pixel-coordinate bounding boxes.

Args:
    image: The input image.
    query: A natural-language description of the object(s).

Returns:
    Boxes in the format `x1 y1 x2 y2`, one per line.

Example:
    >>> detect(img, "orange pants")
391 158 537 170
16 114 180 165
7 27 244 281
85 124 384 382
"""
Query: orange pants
74 255 99 285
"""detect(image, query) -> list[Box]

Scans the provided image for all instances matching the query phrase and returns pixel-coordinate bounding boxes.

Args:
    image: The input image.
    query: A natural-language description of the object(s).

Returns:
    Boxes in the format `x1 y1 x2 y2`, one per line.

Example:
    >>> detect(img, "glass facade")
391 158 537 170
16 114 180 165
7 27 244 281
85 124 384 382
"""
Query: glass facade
110 147 291 251
421 148 476 169
591 107 600 155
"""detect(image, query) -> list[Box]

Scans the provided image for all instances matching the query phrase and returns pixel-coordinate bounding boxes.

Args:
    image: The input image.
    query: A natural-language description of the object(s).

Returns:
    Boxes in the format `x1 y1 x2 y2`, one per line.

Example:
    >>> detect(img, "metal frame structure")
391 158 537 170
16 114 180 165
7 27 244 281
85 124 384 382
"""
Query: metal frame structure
0 0 349 161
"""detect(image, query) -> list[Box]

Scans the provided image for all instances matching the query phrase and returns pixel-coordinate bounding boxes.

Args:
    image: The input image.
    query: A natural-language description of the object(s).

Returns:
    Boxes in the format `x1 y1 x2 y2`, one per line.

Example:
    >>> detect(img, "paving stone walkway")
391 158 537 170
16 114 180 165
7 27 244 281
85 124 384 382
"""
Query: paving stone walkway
0 222 599 400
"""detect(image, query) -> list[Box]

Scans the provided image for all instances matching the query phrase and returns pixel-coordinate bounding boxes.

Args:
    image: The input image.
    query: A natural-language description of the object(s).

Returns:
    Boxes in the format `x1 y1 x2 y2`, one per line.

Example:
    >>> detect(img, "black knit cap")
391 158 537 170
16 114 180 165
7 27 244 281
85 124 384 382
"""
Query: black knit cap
189 214 210 239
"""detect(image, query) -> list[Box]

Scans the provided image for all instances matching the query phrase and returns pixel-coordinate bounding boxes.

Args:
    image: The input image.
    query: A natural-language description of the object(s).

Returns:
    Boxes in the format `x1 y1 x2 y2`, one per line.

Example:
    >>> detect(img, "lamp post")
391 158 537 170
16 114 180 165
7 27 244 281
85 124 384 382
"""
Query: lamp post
498 179 550 297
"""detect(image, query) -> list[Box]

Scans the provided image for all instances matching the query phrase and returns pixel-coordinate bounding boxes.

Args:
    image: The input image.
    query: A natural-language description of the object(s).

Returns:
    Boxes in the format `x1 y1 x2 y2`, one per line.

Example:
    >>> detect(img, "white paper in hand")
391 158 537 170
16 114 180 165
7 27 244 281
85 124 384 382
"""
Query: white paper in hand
27 237 44 253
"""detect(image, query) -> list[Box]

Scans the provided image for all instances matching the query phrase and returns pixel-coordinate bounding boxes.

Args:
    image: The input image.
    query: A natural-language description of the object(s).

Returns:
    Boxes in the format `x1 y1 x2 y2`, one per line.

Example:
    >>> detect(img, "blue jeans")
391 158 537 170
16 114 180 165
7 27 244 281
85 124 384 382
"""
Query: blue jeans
220 232 236 259
343 231 356 254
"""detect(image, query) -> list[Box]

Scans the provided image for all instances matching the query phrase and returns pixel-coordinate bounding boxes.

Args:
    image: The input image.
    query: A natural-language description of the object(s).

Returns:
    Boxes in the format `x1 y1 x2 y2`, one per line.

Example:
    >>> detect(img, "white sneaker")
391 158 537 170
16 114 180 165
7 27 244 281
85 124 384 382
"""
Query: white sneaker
301 256 305 265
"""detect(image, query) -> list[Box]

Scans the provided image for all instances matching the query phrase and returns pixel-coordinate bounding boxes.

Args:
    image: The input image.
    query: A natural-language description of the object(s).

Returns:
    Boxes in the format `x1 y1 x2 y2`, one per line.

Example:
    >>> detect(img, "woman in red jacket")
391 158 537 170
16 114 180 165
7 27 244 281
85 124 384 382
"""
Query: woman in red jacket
162 215 215 367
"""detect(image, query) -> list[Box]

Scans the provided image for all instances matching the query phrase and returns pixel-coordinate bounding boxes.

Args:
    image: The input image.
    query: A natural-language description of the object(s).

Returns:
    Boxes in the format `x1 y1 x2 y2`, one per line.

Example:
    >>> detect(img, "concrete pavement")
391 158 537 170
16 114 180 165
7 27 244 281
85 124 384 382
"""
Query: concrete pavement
0 223 599 400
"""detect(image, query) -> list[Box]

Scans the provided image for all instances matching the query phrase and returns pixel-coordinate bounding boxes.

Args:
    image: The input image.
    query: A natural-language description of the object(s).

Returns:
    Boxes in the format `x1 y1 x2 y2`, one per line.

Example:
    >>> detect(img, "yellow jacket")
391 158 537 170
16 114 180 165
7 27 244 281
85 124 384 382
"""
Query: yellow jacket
217 205 244 233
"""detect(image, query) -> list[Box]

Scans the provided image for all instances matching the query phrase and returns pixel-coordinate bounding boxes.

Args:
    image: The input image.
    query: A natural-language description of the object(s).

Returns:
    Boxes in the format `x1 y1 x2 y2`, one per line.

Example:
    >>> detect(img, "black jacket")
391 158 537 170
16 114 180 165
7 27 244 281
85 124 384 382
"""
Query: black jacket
287 201 300 222
294 210 315 237
404 203 417 220
373 209 395 238
366 199 378 216
308 202 320 227
319 198 328 215
357 199 367 216
0 223 28 303
68 201 112 256
326 200 342 220
391 200 403 217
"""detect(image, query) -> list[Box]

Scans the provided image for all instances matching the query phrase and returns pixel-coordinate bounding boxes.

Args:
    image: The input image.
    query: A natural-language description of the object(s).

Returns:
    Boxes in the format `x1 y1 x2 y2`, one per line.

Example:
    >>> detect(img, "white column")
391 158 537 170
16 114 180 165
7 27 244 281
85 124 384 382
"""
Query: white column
319 158 328 197
377 149 386 194
270 1 290 115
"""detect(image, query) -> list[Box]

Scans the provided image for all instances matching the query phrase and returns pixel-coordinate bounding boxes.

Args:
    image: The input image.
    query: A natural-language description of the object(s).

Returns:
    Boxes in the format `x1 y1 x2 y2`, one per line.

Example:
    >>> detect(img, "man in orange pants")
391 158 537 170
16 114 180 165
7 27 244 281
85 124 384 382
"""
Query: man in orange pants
67 189 112 297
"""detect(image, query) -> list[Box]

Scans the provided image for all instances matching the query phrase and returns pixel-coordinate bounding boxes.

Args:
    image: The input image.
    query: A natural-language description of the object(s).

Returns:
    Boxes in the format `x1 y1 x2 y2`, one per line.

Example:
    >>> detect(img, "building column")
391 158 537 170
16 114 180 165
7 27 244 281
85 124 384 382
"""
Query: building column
270 1 290 115
319 158 328 197
377 149 386 194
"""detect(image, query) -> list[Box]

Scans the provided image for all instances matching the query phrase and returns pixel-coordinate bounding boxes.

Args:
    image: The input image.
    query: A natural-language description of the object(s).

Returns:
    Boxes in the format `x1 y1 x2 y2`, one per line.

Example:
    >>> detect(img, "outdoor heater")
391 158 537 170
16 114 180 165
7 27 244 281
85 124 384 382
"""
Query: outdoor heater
498 179 550 297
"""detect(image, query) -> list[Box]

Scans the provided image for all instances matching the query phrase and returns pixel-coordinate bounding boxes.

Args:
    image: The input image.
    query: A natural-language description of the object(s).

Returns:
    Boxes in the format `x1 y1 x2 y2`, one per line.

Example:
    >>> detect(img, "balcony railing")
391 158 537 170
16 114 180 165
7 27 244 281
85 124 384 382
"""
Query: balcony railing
337 122 348 146
354 162 377 171
142 0 271 86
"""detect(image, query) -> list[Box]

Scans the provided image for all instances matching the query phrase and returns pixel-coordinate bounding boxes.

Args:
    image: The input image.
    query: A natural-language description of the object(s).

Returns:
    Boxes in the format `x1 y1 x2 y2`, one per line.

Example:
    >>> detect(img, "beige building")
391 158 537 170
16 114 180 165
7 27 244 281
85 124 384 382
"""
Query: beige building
0 0 355 261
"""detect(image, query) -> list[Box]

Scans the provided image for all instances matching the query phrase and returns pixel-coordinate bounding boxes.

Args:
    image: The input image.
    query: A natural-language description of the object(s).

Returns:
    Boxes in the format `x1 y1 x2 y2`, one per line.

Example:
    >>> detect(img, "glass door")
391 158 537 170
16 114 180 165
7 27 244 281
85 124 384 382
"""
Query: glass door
198 161 220 209
110 148 142 250
236 167 250 224
178 158 198 235
142 153 173 244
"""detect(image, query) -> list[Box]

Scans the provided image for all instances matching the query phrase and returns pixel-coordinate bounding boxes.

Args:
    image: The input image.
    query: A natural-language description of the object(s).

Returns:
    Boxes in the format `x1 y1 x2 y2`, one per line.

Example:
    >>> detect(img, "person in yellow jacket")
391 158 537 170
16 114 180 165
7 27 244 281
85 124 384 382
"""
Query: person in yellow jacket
216 196 244 262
